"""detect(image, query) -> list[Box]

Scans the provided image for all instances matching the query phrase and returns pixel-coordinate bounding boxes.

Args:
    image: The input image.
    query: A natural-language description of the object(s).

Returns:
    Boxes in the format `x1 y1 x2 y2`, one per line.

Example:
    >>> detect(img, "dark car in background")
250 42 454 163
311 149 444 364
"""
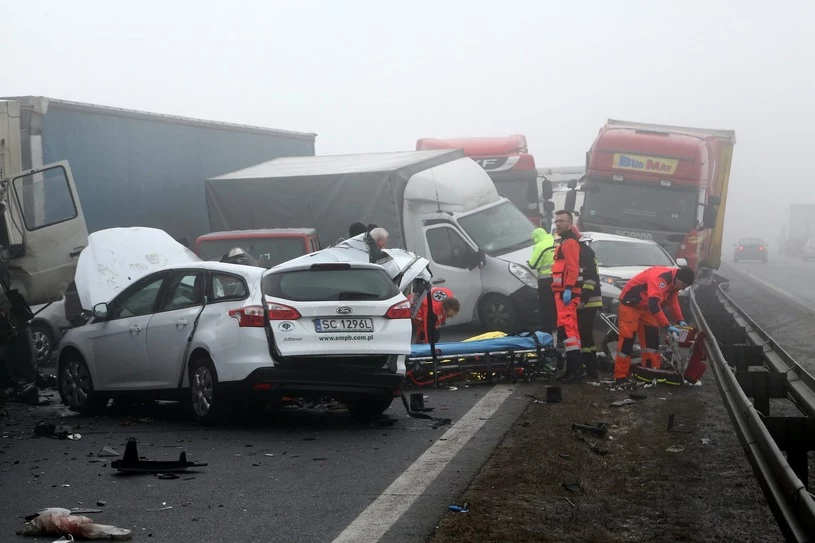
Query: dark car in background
733 237 768 263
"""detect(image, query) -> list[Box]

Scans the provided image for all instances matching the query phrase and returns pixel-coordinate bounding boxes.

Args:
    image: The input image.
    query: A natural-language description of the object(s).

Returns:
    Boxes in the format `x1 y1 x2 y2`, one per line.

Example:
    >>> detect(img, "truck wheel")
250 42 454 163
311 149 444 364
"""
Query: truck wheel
346 392 393 419
189 356 225 424
31 323 55 367
58 354 108 415
478 294 517 333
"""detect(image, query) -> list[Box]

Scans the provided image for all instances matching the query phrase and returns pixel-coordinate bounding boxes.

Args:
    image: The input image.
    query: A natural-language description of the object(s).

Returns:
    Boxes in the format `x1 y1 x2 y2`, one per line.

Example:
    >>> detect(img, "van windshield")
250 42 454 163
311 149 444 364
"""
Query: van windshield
198 237 306 267
458 201 535 256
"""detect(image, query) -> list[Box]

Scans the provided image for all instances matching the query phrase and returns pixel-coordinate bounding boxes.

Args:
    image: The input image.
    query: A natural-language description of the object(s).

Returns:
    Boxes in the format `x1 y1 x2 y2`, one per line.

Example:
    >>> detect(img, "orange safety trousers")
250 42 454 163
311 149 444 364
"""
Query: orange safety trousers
613 304 661 379
555 294 581 354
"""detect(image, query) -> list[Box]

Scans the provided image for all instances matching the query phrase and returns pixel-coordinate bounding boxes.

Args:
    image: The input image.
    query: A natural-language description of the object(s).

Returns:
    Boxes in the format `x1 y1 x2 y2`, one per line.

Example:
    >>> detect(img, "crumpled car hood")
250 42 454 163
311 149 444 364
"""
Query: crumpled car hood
75 227 201 309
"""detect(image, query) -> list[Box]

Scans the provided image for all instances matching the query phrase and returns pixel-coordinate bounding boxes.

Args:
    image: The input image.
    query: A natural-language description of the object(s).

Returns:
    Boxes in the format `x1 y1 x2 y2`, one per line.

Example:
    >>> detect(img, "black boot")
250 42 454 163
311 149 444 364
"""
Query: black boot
583 351 598 380
561 351 586 383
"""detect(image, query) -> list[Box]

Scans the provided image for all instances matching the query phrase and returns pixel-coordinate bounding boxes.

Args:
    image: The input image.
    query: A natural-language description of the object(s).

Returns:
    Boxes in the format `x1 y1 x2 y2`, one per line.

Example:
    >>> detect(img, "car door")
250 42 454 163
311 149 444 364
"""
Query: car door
90 272 168 390
4 161 89 306
422 224 483 325
143 270 206 389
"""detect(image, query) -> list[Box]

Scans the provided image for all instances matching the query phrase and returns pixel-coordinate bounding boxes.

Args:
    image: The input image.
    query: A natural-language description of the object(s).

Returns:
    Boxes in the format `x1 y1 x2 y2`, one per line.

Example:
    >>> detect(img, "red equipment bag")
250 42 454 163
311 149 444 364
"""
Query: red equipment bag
682 330 708 384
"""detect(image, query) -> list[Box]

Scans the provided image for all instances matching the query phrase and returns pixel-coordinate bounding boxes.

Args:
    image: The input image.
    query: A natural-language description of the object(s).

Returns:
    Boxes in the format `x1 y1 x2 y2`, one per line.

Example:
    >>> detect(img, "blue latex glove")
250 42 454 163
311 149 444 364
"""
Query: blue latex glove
667 325 680 336
562 288 572 304
679 321 688 327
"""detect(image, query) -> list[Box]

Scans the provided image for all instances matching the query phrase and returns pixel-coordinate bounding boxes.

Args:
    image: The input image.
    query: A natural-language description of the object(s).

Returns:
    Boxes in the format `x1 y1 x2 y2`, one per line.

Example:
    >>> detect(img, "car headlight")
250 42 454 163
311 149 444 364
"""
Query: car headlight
599 275 623 287
509 262 538 289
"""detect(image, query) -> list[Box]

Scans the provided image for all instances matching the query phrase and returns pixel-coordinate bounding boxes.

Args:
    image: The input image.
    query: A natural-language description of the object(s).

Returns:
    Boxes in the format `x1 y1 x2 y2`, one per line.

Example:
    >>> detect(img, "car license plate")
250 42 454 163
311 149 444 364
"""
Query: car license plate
313 318 374 333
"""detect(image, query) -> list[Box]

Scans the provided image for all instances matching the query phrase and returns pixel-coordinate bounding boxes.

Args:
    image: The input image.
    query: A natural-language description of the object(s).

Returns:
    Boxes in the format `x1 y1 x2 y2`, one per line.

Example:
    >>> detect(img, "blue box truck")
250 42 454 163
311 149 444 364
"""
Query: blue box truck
2 96 317 242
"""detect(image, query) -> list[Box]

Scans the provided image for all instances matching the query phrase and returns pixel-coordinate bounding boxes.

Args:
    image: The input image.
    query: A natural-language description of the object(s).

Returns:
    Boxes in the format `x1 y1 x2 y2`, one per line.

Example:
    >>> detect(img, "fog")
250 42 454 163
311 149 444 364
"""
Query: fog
3 0 813 248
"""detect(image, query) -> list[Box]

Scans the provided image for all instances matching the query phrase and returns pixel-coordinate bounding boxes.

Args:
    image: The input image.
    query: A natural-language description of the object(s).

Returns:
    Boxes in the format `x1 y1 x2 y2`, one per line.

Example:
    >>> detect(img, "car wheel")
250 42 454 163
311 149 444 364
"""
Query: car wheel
478 294 518 333
345 393 393 419
58 355 107 415
189 356 224 424
31 323 55 367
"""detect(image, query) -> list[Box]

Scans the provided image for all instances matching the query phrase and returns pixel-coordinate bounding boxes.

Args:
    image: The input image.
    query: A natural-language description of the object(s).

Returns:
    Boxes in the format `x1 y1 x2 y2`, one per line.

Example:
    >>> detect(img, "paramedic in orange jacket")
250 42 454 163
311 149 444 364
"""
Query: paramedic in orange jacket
551 210 583 381
613 265 695 383
411 287 460 344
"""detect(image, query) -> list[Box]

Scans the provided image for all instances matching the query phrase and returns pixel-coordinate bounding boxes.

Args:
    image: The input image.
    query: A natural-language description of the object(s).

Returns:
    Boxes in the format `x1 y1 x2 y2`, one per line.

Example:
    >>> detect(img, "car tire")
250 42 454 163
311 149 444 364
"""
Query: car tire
58 354 108 415
478 294 518 333
189 356 224 424
30 322 55 367
346 393 393 419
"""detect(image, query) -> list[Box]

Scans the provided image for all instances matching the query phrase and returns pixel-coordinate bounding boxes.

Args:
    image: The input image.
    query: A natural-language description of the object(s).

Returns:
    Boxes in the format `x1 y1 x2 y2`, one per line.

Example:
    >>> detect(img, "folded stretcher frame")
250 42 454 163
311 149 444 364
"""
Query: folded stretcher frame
405 331 559 387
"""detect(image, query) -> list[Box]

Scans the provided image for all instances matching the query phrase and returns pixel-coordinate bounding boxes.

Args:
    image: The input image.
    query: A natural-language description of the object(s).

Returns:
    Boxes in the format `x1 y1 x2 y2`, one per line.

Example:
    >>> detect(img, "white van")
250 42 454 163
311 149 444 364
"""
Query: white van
207 150 540 332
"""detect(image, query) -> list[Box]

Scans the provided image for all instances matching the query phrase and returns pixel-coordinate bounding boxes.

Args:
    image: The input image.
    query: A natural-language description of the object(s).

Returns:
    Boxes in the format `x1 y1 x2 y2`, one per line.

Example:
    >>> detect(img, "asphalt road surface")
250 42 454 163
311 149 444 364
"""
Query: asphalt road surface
722 252 815 310
719 254 815 373
1 321 531 543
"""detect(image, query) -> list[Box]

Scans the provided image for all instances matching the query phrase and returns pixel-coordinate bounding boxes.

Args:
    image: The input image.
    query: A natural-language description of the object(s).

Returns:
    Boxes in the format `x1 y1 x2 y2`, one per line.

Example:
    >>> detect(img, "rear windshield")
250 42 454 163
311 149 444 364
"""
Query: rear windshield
738 238 764 245
263 268 400 301
198 237 307 267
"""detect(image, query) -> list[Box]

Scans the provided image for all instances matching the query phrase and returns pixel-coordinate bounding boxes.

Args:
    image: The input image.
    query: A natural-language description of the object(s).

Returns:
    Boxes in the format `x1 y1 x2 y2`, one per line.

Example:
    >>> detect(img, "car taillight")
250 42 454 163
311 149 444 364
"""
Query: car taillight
760 246 765 251
739 246 743 250
228 305 266 327
385 300 412 319
267 302 301 321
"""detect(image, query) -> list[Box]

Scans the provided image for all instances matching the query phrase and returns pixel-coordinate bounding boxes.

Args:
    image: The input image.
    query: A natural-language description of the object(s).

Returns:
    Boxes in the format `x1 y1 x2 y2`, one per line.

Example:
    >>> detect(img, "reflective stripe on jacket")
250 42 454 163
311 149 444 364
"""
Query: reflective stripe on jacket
551 230 581 294
579 240 603 308
619 266 684 327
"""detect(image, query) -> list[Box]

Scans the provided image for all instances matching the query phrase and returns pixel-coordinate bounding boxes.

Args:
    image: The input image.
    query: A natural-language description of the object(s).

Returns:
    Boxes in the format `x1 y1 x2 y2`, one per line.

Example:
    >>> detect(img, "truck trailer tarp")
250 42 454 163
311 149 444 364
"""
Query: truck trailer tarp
205 149 465 248
3 96 317 242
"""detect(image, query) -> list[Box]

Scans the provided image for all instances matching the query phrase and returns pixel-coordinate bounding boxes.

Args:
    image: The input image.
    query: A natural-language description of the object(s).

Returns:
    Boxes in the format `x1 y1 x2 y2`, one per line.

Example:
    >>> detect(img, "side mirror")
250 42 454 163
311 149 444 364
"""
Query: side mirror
708 196 722 206
702 206 717 229
675 257 688 267
543 200 555 212
567 179 578 190
92 303 109 320
541 180 553 200
564 190 577 212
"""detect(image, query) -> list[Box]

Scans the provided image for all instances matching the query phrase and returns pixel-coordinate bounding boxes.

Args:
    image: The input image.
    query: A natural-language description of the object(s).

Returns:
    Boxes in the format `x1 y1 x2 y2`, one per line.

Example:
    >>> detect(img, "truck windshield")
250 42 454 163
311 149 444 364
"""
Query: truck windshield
198 237 306 267
458 201 535 256
591 240 675 267
582 182 697 232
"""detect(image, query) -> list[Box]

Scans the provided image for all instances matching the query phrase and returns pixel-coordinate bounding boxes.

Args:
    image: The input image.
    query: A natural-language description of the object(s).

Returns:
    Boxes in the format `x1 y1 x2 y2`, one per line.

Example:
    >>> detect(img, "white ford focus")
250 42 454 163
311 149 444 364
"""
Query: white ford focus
58 244 428 422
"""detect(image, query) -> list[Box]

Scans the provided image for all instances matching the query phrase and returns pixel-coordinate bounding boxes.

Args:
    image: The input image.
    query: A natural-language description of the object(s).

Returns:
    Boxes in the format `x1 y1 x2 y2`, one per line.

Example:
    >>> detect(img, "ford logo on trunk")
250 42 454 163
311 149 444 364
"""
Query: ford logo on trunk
336 306 353 315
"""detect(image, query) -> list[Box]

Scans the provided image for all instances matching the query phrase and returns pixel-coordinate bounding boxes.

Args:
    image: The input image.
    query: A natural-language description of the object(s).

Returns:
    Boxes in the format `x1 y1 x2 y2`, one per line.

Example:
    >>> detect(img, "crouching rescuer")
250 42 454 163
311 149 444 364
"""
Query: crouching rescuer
411 287 460 344
613 265 695 384
551 211 583 381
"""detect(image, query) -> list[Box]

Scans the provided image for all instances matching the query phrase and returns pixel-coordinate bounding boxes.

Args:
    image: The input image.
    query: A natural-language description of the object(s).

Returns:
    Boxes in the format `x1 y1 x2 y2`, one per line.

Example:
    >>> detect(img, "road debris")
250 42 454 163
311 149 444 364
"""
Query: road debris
571 422 608 437
98 446 120 458
448 502 469 513
111 438 207 473
18 508 131 540
610 399 636 407
666 445 685 453
562 482 581 492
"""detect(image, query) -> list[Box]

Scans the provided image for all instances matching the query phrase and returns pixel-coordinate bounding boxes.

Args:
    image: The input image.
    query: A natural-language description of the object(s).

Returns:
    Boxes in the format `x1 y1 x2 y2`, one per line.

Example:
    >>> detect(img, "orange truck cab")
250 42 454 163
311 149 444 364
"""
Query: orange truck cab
195 228 320 267
578 120 736 271
416 135 540 225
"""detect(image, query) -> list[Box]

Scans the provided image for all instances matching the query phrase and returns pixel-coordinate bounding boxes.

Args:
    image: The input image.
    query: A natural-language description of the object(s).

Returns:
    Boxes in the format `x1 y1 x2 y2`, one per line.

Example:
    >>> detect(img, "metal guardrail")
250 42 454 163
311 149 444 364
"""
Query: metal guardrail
692 275 815 542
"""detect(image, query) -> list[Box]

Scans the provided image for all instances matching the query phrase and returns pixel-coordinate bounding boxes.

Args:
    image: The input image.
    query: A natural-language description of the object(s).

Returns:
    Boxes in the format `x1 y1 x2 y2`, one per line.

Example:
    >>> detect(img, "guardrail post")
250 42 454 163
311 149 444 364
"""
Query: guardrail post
764 417 815 491
734 344 765 373
735 372 788 416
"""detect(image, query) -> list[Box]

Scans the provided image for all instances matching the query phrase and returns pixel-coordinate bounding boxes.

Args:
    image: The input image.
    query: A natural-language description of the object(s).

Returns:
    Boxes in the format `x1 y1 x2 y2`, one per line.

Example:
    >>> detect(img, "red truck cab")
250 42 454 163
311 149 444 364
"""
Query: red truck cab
416 135 540 225
580 122 734 271
195 228 320 267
